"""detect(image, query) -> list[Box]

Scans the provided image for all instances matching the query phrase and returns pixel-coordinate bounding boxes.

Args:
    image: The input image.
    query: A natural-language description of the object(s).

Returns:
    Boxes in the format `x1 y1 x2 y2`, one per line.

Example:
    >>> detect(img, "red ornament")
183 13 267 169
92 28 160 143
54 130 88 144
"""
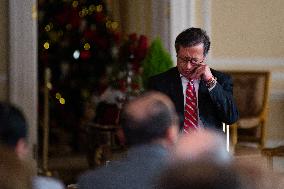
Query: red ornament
80 50 91 60
134 35 148 61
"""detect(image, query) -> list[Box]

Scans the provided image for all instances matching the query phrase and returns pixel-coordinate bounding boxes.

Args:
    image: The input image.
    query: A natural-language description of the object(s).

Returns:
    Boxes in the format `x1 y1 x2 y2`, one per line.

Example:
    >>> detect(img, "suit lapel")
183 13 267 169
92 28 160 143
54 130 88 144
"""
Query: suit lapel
199 78 213 127
169 68 184 118
172 69 184 113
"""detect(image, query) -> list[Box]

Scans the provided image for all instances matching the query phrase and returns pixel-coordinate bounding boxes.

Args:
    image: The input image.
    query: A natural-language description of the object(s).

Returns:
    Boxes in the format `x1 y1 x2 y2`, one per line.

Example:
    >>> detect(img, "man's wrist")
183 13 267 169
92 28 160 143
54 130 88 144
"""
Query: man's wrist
205 76 217 89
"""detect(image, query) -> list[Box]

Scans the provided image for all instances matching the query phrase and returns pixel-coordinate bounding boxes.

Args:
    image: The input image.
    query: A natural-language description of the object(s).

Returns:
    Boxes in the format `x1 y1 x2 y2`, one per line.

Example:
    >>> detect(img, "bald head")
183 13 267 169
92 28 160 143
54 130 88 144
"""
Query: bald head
120 91 178 146
174 129 231 164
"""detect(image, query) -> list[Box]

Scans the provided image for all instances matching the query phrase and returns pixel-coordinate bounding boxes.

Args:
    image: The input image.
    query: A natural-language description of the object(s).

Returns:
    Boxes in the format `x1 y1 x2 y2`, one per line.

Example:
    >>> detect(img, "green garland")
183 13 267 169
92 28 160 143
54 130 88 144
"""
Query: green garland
142 38 173 88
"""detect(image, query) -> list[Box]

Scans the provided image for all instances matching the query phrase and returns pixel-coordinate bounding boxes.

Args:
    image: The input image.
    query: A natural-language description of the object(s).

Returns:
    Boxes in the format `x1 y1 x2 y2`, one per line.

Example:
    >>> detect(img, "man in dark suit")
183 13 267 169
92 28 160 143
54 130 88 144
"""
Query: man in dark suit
78 91 179 189
149 27 238 131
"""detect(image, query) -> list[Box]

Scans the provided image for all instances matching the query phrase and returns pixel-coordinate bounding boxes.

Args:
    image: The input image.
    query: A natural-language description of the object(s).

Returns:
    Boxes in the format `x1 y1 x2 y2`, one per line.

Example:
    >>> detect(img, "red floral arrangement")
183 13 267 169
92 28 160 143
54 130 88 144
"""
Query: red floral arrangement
112 33 149 93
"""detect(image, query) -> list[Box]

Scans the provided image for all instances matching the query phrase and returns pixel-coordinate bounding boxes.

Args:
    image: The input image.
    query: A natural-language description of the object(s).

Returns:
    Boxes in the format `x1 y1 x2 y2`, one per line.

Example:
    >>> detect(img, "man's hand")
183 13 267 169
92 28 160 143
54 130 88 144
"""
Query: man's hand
189 63 213 81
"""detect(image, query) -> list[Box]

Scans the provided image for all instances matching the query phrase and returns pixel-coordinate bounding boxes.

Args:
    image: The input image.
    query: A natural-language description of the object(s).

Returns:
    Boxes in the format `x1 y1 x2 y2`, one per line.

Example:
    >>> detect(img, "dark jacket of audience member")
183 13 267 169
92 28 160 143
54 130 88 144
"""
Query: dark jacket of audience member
78 91 179 189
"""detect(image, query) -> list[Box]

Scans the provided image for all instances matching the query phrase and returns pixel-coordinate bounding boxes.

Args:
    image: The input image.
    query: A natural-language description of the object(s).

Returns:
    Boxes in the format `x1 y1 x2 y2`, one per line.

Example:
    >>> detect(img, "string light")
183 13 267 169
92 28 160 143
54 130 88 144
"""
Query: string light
45 24 51 32
106 21 112 29
59 98 65 105
72 1 79 8
46 82 52 90
82 7 88 15
84 43 91 50
96 5 103 12
89 5 96 12
56 93 61 99
111 22 119 30
43 42 50 49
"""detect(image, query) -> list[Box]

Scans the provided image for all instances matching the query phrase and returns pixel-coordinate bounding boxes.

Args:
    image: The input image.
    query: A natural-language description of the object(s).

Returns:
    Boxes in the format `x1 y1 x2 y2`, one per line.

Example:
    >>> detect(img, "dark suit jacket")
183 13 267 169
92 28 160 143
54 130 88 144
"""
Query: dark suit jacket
148 67 239 131
78 144 169 189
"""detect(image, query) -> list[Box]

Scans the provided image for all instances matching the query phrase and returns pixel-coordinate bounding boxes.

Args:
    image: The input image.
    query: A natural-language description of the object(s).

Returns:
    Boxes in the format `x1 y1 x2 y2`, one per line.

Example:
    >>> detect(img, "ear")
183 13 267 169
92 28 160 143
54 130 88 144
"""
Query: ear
15 138 28 159
166 124 179 145
116 127 126 146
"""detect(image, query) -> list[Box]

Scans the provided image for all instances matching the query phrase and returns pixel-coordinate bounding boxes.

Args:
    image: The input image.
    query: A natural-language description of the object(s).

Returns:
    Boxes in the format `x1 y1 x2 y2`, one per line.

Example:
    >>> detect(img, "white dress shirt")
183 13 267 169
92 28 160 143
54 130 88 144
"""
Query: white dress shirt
180 75 206 128
180 74 217 129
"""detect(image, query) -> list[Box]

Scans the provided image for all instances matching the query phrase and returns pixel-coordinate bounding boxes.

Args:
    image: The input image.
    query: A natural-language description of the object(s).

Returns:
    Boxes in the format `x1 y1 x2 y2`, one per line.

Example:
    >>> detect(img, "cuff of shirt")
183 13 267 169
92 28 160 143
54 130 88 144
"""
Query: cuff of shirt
208 81 217 91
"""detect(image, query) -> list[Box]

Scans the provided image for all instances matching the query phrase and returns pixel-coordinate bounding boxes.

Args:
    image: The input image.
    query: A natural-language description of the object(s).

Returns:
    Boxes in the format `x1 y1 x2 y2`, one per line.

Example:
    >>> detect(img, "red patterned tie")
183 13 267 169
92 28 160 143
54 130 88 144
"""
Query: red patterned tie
183 80 198 133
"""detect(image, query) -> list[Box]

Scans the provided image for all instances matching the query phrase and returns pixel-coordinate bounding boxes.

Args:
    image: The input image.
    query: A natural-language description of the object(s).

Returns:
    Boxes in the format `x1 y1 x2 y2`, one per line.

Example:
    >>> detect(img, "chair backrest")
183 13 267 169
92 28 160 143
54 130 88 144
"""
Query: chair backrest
224 71 270 118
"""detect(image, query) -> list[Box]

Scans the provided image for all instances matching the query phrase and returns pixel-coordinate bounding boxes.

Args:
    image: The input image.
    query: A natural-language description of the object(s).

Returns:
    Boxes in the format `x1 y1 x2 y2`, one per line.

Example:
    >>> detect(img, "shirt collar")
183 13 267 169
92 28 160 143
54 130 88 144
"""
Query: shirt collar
180 74 200 82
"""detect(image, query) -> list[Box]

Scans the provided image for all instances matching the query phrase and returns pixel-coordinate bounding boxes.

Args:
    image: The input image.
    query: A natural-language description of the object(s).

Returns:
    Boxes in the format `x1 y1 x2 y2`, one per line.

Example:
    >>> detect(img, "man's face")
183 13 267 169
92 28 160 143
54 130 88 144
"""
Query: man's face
176 43 205 79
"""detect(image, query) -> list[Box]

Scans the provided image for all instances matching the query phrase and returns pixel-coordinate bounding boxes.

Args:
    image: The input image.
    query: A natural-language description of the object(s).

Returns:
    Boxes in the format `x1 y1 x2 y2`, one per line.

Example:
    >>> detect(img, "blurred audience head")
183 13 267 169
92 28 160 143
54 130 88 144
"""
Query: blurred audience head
0 102 65 189
173 128 231 164
0 102 28 159
158 152 283 189
157 159 241 189
120 91 179 147
233 159 283 189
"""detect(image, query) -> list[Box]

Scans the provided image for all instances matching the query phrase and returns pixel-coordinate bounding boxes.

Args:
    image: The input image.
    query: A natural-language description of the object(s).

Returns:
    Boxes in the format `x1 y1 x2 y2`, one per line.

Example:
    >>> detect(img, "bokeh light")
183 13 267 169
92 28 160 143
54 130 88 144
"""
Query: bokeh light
73 50 80 59
84 43 91 50
56 93 61 99
59 98 65 105
43 42 50 49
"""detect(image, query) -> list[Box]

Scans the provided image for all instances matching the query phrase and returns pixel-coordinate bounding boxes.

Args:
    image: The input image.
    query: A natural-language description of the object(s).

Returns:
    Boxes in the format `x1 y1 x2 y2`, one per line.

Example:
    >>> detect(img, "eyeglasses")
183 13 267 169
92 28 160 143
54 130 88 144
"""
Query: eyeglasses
177 56 204 65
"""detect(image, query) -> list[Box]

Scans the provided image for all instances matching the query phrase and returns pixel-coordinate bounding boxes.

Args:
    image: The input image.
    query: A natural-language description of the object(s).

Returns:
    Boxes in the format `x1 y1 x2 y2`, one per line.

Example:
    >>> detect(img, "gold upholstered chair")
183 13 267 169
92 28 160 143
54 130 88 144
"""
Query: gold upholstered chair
224 71 271 149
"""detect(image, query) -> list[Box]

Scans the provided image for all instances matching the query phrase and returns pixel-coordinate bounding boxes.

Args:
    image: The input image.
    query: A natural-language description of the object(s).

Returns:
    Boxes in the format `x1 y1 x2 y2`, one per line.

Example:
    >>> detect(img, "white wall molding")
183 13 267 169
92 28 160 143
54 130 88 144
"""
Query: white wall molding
151 0 171 52
202 0 211 36
170 0 195 60
270 90 284 101
9 0 38 159
208 57 284 68
208 58 284 70
0 73 7 82
202 0 212 59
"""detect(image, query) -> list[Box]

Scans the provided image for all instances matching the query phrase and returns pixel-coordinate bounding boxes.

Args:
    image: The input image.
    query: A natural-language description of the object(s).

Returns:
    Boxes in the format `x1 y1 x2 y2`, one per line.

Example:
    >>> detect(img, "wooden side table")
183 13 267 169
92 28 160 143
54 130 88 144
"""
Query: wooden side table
261 146 284 170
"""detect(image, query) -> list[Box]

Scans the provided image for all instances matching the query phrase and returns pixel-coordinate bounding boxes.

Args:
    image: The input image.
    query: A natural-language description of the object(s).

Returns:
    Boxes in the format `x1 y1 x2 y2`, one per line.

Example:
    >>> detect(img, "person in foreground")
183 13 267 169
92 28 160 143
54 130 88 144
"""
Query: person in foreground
0 102 64 189
157 159 242 189
78 91 179 189
157 158 283 189
173 128 232 164
0 146 33 189
149 27 239 132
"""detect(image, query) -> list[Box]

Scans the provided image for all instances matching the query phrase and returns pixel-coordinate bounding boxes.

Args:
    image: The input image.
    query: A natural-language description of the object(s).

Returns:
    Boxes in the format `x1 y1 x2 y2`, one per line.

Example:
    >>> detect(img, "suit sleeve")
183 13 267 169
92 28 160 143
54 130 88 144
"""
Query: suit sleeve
147 76 163 92
209 75 239 125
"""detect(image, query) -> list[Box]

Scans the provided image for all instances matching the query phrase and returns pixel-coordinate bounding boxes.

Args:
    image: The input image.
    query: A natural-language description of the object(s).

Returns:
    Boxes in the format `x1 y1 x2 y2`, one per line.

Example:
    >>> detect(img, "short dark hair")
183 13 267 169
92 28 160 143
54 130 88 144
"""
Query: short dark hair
0 103 28 147
175 27 211 56
120 92 177 146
